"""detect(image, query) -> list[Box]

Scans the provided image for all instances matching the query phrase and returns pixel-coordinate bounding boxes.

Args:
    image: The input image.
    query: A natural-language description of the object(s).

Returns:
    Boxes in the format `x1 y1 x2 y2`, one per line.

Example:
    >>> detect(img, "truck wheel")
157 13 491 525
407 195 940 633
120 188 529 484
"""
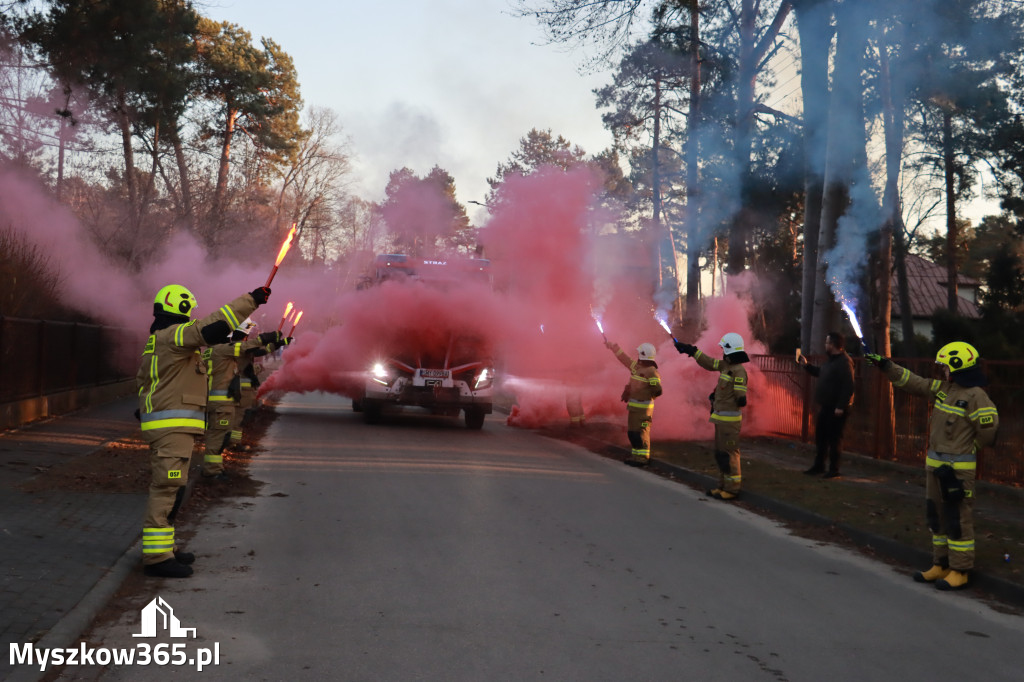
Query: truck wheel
364 403 382 424
464 407 485 430
352 397 363 412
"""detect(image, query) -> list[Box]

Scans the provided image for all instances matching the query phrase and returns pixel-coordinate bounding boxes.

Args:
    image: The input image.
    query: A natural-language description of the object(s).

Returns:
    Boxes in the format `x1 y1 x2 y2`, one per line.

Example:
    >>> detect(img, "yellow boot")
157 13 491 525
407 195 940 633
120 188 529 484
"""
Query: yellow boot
913 565 950 583
935 570 970 591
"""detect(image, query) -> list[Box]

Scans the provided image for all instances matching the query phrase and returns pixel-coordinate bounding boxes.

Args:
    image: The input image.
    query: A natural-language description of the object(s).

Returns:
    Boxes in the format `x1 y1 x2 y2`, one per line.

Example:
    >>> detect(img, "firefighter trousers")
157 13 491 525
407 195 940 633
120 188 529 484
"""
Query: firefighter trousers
925 463 976 571
203 404 236 475
626 408 652 462
142 432 193 565
713 421 742 494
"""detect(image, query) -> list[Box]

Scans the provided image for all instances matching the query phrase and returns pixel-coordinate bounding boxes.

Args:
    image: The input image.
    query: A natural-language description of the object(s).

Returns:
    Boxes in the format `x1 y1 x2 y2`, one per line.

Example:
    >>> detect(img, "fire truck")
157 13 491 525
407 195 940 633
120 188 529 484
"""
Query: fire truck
354 254 495 429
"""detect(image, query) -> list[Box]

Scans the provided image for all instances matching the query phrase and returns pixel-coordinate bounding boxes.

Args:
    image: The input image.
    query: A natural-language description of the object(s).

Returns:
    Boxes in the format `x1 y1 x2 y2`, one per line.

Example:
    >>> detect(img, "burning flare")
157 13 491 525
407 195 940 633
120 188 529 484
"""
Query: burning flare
288 310 303 336
655 313 676 341
277 301 294 331
265 223 298 287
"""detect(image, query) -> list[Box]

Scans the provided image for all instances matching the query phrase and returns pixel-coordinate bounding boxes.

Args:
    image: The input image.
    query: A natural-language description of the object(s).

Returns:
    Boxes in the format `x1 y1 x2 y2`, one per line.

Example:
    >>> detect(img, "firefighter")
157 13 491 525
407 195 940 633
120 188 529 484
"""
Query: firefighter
867 342 999 590
675 333 750 500
137 284 271 578
605 340 662 465
201 321 288 479
234 323 268 448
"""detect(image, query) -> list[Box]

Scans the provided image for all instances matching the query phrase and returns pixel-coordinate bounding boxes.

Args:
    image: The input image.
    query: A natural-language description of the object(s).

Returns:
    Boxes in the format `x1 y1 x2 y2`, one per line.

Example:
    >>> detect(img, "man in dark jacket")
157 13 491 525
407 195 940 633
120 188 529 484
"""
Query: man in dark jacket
797 331 855 478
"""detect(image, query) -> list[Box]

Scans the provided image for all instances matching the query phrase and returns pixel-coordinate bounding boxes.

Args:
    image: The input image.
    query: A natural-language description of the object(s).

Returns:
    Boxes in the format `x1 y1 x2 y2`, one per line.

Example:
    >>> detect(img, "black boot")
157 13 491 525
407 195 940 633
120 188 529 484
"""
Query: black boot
803 466 824 475
144 558 193 578
174 550 196 565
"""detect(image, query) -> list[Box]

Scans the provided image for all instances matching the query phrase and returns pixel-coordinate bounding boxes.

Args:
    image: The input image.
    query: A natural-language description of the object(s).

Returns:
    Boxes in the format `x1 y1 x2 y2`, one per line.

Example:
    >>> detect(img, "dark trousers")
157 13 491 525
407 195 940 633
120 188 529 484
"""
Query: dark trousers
812 409 847 473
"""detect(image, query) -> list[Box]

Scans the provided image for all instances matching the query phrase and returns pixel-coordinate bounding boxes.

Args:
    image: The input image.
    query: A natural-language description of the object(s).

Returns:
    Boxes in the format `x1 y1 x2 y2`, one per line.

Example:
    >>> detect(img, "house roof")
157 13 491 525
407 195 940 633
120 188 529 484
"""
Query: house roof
891 254 980 319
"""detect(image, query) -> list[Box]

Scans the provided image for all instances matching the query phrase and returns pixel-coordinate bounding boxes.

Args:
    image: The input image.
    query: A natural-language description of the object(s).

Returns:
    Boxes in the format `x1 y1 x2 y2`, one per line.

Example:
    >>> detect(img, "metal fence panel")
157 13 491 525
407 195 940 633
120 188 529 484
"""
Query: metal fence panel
0 316 140 403
752 354 1023 487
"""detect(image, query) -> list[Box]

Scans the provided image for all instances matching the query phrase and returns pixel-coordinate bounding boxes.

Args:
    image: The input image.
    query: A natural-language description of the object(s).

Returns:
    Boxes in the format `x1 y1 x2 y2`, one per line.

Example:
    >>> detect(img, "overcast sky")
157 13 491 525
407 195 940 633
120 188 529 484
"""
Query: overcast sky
200 0 614 219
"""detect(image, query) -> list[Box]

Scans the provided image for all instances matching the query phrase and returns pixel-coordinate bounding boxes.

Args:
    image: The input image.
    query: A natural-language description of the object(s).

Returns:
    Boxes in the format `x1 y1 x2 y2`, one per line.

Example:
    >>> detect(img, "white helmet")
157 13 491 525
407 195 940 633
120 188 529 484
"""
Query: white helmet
718 332 744 353
637 343 656 361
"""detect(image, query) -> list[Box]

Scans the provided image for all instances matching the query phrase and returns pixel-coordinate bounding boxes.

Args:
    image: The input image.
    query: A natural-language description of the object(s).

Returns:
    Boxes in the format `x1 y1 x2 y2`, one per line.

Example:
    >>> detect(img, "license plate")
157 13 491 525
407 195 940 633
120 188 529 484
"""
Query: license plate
421 369 450 378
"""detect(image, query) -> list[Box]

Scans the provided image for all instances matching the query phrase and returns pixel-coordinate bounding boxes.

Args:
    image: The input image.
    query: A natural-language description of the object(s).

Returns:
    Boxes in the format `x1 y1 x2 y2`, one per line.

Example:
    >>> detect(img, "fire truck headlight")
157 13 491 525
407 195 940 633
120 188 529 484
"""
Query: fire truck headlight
473 367 493 390
371 362 391 385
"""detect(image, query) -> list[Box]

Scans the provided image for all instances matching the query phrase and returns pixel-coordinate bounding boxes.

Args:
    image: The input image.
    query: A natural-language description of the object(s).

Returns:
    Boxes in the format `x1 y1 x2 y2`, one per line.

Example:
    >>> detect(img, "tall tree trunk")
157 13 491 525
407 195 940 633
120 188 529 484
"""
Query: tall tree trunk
876 35 905 358
874 32 906 462
726 0 794 281
652 76 664 293
211 107 238 238
115 87 140 265
894 216 915 355
172 133 195 232
795 0 832 352
810 1 868 351
684 0 703 330
726 0 757 279
943 109 959 312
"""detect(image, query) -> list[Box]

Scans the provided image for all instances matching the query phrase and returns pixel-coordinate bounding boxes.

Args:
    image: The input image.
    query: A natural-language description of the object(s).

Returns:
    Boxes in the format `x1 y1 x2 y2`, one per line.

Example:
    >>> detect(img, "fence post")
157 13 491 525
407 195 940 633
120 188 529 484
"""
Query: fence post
36 320 46 395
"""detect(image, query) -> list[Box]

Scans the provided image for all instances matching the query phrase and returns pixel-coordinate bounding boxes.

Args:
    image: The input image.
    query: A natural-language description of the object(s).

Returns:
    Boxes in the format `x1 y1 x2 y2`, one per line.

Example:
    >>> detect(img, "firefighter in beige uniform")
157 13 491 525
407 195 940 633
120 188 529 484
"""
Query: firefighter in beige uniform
605 340 662 465
675 333 749 500
202 325 287 478
137 284 270 578
234 329 268 447
867 342 999 590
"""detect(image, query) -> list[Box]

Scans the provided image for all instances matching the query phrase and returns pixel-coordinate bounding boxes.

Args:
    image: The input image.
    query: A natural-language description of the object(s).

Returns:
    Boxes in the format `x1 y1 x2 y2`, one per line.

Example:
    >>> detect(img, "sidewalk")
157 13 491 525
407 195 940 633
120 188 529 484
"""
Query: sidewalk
0 397 142 682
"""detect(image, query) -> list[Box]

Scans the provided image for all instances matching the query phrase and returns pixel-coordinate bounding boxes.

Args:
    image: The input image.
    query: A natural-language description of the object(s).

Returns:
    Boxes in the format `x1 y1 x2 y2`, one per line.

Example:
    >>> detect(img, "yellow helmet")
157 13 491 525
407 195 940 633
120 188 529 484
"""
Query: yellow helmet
154 284 197 318
935 341 979 372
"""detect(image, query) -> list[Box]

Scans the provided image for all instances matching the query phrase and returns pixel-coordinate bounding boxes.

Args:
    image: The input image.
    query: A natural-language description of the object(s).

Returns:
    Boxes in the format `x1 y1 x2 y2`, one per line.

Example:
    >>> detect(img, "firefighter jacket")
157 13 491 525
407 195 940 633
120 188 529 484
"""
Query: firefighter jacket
883 361 999 457
202 339 266 406
611 344 663 416
694 350 748 424
136 294 258 438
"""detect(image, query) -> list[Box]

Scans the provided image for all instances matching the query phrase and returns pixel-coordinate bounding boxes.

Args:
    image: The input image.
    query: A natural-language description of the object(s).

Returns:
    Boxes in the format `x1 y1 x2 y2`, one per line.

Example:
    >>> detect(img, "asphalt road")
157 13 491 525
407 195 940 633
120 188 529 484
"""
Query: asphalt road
68 392 1024 681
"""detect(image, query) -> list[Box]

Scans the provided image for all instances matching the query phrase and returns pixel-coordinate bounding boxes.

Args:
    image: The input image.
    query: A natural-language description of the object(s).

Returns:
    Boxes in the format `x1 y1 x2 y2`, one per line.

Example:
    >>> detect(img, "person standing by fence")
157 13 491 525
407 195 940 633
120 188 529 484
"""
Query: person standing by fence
798 331 855 479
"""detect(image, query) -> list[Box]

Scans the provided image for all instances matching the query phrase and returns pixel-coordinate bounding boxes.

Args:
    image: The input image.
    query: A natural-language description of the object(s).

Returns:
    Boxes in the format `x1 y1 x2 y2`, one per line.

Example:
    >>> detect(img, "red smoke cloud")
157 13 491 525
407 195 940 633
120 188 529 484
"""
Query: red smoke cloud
2 160 780 441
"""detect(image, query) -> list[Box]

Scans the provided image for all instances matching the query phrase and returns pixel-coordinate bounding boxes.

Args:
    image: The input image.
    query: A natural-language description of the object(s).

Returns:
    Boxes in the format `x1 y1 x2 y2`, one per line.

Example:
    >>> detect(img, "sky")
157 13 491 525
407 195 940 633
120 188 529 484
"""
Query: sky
200 0 616 222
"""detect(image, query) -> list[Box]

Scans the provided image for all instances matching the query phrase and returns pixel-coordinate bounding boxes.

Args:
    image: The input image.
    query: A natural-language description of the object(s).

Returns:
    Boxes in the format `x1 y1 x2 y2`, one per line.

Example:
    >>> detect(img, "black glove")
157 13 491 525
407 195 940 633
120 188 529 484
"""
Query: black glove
864 353 891 370
674 341 697 356
258 330 283 346
244 363 261 387
284 336 293 346
133 408 140 422
250 287 272 306
227 375 242 401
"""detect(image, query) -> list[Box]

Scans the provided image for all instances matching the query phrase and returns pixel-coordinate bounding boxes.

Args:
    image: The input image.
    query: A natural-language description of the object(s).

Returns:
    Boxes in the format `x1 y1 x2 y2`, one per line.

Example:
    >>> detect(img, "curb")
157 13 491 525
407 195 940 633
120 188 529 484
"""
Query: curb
7 463 205 682
7 540 142 682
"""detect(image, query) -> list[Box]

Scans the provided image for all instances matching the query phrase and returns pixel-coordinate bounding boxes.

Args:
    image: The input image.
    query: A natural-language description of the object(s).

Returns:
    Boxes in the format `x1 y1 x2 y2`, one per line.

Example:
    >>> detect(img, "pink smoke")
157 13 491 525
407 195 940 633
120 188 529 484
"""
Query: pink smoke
2 159 781 442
